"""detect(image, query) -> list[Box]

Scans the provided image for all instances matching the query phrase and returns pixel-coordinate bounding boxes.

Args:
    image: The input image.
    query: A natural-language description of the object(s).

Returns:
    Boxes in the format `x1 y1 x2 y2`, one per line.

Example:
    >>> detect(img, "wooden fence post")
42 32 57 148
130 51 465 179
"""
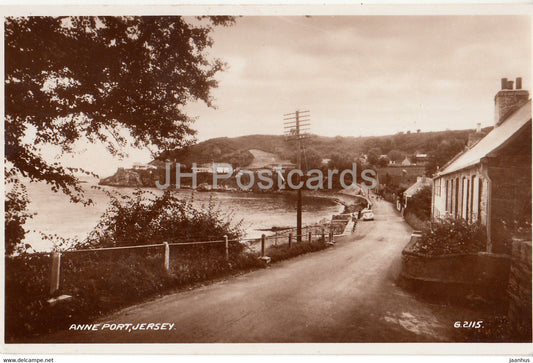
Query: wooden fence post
163 242 170 271
224 235 229 260
274 232 278 246
288 233 293 248
329 231 334 243
261 234 266 257
50 252 61 295
321 228 325 242
308 231 312 243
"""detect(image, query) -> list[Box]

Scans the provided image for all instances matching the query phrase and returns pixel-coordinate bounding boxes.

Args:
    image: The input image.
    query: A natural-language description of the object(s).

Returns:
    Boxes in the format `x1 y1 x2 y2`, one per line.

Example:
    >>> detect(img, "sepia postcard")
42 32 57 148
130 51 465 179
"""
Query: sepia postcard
1 2 533 357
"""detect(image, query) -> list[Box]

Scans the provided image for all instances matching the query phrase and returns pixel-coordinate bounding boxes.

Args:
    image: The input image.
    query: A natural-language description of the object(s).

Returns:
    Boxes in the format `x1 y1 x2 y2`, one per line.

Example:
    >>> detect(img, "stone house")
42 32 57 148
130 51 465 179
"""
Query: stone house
401 157 412 166
193 162 233 174
414 153 429 166
431 77 531 253
403 176 432 211
132 162 157 171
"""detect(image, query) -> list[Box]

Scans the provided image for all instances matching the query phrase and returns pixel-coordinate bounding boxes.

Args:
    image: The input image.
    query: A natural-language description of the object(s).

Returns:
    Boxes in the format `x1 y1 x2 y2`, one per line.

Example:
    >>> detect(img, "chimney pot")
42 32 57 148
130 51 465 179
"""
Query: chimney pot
501 78 508 89
507 80 514 90
516 77 522 89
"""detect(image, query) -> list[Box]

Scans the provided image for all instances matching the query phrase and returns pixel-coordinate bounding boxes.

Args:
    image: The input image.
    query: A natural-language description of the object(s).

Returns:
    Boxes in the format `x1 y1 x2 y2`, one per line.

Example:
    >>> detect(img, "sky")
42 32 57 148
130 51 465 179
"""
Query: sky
49 15 531 177
189 16 531 140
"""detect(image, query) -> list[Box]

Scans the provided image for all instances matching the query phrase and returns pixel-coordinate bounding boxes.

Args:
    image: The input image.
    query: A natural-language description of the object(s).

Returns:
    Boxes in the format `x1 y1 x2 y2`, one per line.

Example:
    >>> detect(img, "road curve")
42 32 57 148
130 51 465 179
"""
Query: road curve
41 199 479 343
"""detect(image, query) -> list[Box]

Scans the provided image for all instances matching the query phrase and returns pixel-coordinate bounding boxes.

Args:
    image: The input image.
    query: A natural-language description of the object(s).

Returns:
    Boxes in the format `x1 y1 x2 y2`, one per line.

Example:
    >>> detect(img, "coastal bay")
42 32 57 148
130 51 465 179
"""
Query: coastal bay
23 177 346 251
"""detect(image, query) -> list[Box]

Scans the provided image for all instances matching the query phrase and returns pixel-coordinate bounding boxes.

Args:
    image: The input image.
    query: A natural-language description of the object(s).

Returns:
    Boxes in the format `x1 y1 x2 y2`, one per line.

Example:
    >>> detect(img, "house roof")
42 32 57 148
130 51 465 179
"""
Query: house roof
436 100 532 177
404 177 432 198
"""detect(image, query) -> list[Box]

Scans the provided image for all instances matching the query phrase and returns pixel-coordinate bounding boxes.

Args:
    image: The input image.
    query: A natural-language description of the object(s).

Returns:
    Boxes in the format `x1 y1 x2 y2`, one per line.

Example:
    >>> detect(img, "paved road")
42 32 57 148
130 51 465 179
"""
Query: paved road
42 199 480 343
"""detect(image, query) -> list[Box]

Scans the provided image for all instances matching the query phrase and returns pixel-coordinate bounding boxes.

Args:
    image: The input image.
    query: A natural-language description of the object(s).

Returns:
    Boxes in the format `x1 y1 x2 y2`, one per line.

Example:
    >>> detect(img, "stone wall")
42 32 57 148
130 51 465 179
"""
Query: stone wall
507 239 532 341
400 235 511 301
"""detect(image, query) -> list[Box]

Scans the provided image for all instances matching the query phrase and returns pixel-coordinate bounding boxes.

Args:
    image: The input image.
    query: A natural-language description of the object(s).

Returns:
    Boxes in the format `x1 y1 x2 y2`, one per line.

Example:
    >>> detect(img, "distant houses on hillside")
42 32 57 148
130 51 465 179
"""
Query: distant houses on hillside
376 164 427 188
140 150 297 175
132 162 157 171
192 163 232 174
370 152 430 171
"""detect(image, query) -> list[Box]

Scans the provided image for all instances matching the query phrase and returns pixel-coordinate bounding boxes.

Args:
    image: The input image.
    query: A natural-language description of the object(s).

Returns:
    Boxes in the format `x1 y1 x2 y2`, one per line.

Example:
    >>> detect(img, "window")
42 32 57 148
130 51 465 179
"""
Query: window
470 175 479 222
445 180 449 212
478 178 483 222
459 176 466 218
464 178 470 220
454 178 459 218
470 175 476 222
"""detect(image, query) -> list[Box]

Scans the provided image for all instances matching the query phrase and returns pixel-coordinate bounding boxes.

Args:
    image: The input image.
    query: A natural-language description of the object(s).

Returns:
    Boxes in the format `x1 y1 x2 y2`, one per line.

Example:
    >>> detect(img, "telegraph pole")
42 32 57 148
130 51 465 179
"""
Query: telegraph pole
296 111 302 242
284 110 310 242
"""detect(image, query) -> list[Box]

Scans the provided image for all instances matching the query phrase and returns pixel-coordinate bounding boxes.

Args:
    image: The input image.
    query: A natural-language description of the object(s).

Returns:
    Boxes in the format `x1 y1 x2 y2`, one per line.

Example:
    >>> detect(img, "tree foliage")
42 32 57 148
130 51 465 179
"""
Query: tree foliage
160 130 474 175
5 16 234 201
5 181 35 255
377 155 390 167
425 138 467 175
366 147 381 166
4 16 233 254
303 148 323 171
327 151 355 171
387 149 404 162
404 185 432 221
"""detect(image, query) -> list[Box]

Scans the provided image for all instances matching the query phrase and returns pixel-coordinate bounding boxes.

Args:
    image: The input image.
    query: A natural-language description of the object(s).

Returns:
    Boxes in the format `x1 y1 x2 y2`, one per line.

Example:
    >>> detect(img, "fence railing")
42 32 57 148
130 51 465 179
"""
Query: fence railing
32 218 357 297
47 238 229 296
244 227 340 254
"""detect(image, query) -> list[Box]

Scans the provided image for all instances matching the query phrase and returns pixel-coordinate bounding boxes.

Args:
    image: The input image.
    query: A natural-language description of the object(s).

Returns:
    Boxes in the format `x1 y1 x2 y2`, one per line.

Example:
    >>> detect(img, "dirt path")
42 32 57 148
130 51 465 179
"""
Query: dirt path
41 200 483 343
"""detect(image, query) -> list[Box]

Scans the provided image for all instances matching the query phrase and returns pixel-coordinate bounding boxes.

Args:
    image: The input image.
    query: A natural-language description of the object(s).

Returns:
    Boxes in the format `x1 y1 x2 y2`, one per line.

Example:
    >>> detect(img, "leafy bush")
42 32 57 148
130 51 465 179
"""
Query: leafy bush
5 254 54 339
5 189 331 342
71 189 244 249
404 185 432 221
491 214 531 254
5 245 263 342
403 211 428 231
266 240 328 263
412 217 486 255
5 235 328 342
5 190 253 341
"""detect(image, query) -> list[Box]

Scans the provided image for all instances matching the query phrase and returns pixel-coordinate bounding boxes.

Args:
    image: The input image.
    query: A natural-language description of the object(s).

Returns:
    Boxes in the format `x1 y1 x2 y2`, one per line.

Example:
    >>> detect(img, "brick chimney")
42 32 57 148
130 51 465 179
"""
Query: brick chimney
467 122 485 148
494 77 529 126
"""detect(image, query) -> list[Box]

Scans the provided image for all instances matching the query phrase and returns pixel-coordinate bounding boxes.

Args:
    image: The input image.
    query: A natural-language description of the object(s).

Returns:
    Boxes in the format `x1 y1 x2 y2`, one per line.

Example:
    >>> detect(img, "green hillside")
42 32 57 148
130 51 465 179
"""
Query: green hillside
157 128 492 174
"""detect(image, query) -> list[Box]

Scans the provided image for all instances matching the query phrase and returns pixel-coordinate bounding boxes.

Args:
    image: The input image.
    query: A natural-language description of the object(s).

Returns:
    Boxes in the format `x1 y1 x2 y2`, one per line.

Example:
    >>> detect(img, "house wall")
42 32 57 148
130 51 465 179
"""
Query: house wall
487 123 532 253
432 166 488 226
432 122 531 253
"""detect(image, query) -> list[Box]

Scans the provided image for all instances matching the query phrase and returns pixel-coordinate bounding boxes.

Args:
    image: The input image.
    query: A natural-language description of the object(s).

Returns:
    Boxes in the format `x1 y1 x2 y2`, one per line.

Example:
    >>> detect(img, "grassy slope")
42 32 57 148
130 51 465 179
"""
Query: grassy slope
157 128 491 168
